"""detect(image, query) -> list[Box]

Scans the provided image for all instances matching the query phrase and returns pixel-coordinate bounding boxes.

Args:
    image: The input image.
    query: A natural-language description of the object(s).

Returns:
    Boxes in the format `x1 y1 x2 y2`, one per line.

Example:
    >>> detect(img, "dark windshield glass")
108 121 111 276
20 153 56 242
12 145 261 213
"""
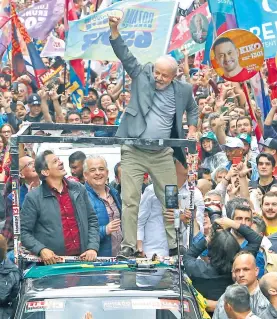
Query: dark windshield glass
21 297 197 319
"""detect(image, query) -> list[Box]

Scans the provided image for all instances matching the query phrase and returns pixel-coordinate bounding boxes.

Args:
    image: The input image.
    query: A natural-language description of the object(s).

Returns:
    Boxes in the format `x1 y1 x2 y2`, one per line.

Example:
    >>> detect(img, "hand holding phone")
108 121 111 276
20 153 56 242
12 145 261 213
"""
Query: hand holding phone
12 82 19 94
165 185 179 209
232 156 242 165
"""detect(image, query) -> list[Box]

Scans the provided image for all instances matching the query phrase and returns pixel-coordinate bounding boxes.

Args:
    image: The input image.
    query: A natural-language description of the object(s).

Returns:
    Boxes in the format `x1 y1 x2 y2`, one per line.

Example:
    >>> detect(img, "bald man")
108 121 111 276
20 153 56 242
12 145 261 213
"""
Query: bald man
109 16 198 258
260 272 277 318
213 252 269 319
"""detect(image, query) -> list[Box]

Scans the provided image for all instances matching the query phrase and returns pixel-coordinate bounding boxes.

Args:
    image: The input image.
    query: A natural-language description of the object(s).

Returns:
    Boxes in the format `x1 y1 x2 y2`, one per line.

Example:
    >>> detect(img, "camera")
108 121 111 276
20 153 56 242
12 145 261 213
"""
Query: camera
205 207 222 230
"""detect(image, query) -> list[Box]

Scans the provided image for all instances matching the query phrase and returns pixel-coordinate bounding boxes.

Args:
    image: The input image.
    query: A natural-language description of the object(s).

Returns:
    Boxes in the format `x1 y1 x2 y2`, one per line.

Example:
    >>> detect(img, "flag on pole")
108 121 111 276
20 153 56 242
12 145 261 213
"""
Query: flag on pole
11 4 47 87
65 0 85 109
203 1 237 65
11 21 27 82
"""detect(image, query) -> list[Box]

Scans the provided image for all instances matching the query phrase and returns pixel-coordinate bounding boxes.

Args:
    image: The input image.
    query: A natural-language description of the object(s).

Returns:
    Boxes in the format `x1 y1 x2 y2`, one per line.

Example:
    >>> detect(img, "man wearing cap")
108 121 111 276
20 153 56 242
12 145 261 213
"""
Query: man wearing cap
259 138 277 178
220 137 259 182
214 115 259 163
24 93 51 123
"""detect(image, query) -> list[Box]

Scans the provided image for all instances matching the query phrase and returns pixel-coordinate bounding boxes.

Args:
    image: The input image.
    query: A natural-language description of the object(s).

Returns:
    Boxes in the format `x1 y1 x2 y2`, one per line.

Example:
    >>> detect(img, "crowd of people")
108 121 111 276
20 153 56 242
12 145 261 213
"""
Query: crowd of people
1 0 277 318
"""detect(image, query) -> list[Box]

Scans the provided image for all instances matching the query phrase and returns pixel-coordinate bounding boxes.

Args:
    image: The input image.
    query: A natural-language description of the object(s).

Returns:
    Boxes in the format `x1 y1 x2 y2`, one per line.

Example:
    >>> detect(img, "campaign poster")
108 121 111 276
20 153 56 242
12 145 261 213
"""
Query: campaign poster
210 29 264 82
64 0 178 64
168 2 211 55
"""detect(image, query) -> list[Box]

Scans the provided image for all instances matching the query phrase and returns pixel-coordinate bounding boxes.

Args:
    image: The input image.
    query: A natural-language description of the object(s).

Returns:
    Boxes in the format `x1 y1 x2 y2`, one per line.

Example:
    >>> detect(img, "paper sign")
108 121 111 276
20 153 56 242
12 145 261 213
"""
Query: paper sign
210 29 264 82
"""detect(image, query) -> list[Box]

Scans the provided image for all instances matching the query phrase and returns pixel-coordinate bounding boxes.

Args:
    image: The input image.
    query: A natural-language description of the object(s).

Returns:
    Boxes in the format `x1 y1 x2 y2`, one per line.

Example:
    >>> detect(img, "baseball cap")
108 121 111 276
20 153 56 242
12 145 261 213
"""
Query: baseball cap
259 138 277 151
28 93 41 106
200 131 217 142
223 137 244 149
91 108 105 119
16 100 28 110
237 133 251 145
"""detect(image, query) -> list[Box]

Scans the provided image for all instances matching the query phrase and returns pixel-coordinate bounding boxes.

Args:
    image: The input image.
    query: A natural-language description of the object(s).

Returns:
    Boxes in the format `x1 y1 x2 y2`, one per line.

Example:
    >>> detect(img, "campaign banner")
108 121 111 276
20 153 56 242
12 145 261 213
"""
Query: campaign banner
210 29 264 82
168 2 211 54
40 34 65 57
233 0 277 59
38 57 64 85
64 0 178 64
19 0 64 40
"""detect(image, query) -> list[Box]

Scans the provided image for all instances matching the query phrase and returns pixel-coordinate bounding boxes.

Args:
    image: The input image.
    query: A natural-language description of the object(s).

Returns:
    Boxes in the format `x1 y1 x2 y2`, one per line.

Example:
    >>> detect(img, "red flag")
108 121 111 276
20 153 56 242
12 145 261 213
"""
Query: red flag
11 21 27 82
267 58 277 100
65 0 85 87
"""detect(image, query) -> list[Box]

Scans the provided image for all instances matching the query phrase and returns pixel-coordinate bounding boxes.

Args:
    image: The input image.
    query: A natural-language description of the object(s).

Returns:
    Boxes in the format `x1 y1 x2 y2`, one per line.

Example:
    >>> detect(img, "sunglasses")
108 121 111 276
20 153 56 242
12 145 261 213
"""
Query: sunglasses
20 160 34 172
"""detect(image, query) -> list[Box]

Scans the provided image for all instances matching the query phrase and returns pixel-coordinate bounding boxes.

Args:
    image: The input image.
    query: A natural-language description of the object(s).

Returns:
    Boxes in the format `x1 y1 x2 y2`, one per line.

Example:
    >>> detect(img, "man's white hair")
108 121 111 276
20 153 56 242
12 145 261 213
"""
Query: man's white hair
155 55 178 75
83 155 108 172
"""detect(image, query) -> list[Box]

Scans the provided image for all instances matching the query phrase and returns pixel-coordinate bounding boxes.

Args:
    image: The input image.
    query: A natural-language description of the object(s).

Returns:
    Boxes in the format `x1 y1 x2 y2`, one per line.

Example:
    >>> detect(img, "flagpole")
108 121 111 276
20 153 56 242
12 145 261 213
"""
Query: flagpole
63 62 67 95
85 60 91 96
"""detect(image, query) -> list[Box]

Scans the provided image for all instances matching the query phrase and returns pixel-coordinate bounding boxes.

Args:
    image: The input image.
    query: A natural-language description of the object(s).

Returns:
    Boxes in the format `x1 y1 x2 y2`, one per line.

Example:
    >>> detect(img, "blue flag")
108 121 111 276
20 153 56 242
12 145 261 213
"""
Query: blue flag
233 0 277 58
208 0 235 14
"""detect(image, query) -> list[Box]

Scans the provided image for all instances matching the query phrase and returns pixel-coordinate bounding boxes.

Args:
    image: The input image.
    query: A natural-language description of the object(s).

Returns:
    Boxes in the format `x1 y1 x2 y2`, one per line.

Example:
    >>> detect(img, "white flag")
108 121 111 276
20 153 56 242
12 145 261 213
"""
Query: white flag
40 34 65 58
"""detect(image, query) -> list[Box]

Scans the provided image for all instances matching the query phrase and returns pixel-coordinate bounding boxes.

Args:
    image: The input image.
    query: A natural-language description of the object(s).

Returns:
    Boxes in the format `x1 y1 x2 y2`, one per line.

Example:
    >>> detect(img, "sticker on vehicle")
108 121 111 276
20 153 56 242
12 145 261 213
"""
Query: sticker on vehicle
25 300 65 313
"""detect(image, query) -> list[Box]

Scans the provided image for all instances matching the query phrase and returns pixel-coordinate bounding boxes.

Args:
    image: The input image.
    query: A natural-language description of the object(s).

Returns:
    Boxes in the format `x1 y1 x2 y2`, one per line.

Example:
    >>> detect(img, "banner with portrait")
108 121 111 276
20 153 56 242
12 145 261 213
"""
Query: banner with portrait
168 2 211 55
210 29 264 82
64 0 178 64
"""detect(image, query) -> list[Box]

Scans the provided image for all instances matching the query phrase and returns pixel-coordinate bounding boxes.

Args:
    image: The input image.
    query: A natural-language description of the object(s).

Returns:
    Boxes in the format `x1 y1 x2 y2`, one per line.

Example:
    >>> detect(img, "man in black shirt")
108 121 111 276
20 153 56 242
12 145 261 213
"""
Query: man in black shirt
250 153 277 195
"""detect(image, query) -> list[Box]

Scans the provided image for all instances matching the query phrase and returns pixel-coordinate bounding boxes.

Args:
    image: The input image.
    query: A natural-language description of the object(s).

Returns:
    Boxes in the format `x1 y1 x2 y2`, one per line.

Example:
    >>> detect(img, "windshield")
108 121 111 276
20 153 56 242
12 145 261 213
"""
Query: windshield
21 297 198 319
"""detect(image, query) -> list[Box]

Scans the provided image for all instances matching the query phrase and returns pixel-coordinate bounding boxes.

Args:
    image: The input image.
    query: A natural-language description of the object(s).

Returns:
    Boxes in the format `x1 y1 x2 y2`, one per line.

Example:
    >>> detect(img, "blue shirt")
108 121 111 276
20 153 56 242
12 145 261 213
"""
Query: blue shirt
241 240 265 278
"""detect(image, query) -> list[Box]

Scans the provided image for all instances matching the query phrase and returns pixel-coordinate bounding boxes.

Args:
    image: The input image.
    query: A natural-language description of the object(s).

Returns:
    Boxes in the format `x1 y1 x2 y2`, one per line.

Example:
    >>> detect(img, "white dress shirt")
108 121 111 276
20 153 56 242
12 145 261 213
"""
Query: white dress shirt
137 182 205 257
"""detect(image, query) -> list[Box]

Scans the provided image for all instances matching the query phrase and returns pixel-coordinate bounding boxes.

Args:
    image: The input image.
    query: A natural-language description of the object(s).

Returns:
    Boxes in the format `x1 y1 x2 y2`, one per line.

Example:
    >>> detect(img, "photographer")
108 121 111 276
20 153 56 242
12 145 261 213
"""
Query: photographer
183 216 262 301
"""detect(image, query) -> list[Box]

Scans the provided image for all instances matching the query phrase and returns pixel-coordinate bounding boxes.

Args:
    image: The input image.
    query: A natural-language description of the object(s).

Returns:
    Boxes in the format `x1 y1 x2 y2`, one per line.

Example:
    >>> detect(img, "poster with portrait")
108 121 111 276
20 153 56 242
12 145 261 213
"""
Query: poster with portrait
189 13 209 44
168 2 210 55
210 29 264 82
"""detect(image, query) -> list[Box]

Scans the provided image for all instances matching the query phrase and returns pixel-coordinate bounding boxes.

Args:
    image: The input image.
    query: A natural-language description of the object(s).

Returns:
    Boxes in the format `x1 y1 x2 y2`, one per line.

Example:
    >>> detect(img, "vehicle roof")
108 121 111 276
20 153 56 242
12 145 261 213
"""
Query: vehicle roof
22 267 193 300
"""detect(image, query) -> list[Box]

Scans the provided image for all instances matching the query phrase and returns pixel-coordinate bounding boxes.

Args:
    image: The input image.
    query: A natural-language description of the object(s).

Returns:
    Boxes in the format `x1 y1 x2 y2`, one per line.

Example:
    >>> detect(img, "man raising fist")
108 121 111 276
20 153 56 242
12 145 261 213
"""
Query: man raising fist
108 16 198 258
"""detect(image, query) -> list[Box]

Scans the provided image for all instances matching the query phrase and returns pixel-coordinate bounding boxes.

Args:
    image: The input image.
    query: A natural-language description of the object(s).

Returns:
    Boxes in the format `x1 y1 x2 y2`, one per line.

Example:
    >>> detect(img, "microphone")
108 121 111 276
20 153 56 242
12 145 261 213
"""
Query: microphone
174 209 180 230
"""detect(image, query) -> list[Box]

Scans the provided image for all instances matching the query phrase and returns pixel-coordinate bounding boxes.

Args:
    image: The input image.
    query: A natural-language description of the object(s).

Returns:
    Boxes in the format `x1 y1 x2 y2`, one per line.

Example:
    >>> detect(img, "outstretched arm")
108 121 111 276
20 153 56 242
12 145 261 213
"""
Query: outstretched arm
109 16 142 79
